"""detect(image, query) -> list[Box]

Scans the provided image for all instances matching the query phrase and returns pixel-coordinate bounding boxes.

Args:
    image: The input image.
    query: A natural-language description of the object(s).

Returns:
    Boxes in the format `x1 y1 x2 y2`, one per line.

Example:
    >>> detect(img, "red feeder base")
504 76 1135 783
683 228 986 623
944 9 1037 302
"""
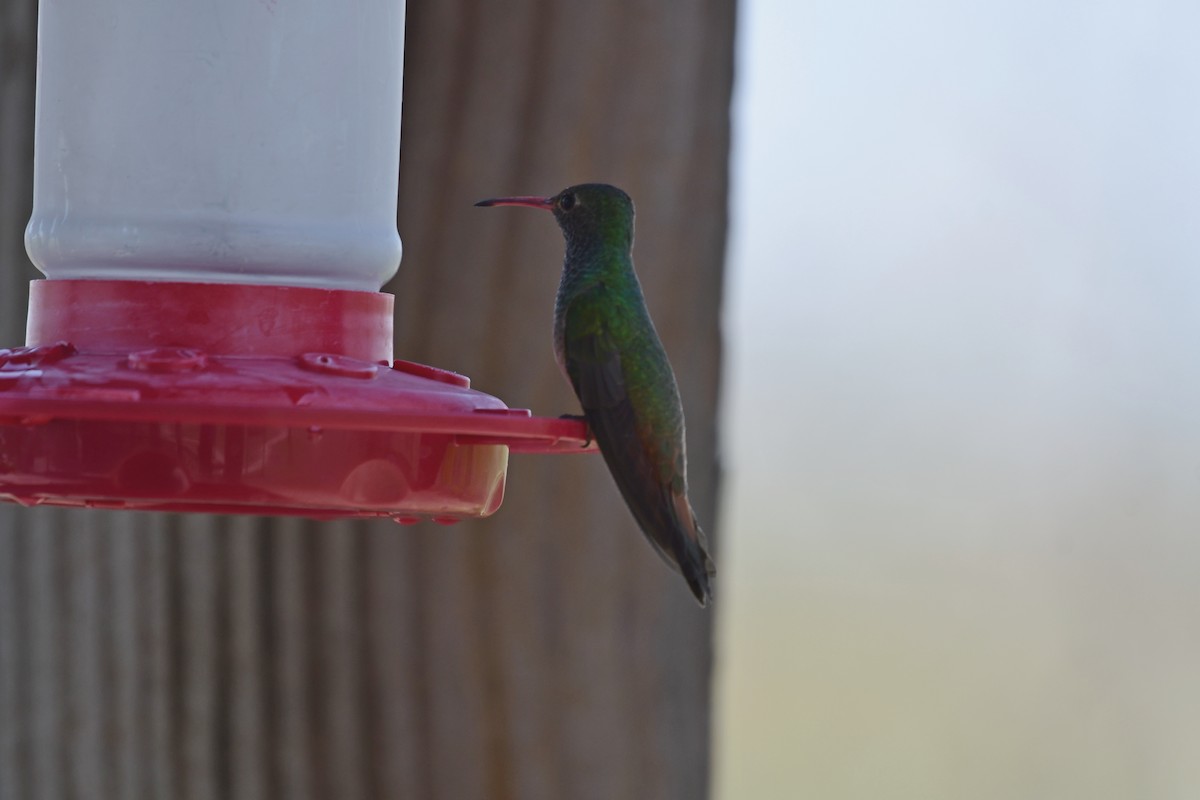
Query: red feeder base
0 280 593 520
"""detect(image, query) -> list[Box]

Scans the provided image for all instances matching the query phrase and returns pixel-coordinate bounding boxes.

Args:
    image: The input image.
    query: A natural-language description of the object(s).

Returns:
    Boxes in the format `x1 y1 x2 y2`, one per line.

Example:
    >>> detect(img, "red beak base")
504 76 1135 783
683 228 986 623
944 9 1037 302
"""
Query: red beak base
474 195 555 210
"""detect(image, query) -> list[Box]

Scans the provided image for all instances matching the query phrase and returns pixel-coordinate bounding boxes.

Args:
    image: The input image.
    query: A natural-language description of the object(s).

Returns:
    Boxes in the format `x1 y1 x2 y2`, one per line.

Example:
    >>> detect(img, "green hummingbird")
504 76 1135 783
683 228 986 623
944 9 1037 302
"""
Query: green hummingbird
476 183 715 605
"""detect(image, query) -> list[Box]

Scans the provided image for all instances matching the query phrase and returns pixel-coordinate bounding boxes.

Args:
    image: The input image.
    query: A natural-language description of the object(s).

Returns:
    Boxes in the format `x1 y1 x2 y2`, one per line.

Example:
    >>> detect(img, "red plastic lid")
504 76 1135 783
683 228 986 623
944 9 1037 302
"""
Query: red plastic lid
0 280 593 519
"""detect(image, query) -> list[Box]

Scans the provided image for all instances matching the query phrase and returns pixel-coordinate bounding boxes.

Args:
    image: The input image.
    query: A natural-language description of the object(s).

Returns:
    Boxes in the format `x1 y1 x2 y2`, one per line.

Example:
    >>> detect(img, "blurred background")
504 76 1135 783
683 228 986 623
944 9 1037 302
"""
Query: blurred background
716 0 1200 797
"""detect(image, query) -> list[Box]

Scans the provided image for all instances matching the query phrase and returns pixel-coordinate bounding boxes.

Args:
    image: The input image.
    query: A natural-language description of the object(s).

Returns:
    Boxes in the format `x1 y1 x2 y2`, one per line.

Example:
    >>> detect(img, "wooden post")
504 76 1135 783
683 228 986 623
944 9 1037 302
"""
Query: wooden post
0 1 733 797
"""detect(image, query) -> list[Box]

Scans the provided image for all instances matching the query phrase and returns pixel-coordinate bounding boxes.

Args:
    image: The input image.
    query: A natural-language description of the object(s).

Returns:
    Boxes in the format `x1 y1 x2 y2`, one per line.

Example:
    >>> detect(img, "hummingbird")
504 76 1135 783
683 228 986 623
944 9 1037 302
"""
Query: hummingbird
476 183 715 605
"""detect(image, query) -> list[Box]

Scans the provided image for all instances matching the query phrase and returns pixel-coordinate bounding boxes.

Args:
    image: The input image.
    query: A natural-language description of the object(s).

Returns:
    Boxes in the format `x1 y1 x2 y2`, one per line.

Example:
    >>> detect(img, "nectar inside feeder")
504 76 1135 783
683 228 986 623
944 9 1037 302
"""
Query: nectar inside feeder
0 0 592 520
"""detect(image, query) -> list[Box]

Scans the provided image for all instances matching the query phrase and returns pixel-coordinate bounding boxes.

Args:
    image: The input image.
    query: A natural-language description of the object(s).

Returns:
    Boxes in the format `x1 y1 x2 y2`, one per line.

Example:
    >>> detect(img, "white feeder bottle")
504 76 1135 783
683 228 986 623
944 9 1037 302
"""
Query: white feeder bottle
25 0 404 291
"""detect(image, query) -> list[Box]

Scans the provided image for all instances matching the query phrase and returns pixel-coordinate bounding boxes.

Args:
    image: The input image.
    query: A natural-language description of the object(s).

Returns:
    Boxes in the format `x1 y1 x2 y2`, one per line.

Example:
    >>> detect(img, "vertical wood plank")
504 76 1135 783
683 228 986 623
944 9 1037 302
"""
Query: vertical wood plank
178 514 220 800
363 526 427 798
271 517 316 800
64 511 111 799
27 510 66 800
0 515 29 800
108 518 142 799
144 514 179 799
227 516 269 800
314 522 368 800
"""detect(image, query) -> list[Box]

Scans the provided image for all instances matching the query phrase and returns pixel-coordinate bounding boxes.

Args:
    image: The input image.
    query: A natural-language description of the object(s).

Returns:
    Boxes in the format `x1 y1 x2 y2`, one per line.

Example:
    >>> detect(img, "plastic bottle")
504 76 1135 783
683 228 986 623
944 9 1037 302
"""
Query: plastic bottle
25 0 405 291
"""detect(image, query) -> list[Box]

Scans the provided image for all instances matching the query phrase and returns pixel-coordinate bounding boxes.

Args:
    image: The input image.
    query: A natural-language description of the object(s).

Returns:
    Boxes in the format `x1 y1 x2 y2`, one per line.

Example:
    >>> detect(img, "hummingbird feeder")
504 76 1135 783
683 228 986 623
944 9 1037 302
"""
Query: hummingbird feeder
0 0 591 521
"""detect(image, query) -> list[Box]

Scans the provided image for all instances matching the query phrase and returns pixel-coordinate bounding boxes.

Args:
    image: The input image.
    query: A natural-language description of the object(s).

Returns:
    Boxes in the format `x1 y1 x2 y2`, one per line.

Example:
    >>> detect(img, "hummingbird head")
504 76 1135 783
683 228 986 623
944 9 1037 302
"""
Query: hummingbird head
476 183 634 251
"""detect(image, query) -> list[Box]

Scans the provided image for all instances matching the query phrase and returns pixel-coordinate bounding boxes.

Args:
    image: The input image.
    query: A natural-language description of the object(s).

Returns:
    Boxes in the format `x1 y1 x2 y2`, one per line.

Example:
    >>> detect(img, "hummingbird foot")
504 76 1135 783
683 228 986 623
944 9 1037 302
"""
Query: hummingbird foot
558 413 593 447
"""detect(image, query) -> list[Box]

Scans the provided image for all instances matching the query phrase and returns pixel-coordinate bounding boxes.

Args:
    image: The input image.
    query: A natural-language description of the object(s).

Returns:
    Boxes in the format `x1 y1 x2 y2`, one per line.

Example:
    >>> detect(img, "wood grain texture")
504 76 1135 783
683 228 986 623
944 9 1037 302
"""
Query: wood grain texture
0 0 733 797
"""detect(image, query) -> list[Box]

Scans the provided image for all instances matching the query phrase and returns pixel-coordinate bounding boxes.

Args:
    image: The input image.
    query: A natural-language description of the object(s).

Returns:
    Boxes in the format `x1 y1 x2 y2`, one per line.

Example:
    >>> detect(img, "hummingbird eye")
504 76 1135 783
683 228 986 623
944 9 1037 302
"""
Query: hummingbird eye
558 192 577 211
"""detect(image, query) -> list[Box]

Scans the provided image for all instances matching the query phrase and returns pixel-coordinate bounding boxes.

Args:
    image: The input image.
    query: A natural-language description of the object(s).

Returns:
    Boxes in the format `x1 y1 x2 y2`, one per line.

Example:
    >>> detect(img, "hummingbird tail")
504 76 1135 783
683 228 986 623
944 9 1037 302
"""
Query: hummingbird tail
591 423 717 606
673 493 716 606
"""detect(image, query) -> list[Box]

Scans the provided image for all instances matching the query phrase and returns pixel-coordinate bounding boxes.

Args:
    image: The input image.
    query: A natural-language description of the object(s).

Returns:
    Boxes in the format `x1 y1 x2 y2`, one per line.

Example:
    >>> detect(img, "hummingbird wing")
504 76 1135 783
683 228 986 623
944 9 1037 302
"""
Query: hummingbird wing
563 288 715 605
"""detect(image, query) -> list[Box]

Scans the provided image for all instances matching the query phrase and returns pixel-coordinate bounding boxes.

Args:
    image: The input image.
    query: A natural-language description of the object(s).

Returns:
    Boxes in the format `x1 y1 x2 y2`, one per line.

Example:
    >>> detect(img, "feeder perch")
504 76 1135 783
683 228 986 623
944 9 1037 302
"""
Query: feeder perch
0 0 593 521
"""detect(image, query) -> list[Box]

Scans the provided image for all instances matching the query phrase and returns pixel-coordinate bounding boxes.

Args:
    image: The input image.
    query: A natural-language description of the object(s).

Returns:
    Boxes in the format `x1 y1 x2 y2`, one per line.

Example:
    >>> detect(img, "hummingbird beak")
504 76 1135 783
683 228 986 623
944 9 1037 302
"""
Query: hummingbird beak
474 195 555 210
